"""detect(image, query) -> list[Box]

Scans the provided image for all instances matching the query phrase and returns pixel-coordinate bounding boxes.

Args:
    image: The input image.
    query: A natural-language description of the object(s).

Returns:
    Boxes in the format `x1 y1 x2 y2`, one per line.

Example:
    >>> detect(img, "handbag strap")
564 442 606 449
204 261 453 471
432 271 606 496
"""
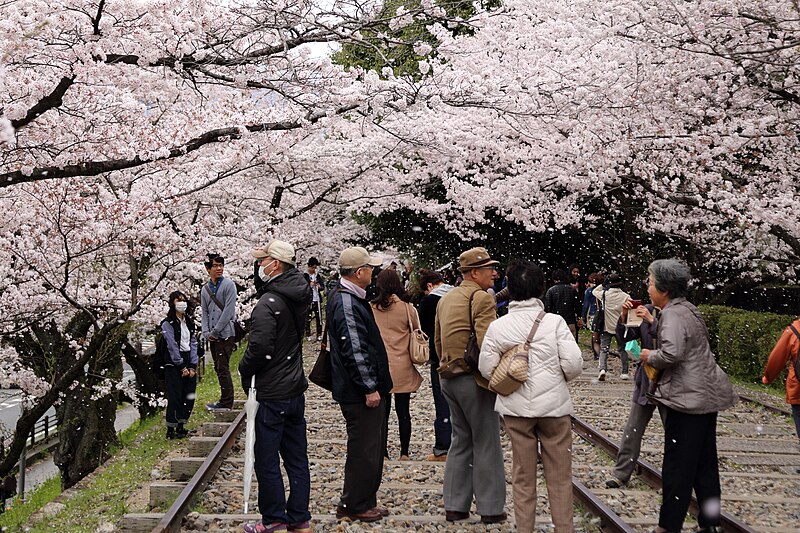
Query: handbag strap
523 310 547 349
467 290 480 334
404 301 420 332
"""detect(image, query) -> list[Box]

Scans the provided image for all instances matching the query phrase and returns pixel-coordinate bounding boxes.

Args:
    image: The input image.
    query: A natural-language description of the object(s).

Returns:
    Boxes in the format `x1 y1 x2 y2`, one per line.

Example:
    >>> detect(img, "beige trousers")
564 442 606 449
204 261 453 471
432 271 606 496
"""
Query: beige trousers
504 415 574 533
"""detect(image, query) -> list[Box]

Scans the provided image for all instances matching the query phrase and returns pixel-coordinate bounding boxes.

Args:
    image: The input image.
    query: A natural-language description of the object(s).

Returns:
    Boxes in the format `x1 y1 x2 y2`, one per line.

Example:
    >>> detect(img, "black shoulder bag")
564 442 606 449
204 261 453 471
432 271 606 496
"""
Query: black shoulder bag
309 289 335 391
591 290 606 333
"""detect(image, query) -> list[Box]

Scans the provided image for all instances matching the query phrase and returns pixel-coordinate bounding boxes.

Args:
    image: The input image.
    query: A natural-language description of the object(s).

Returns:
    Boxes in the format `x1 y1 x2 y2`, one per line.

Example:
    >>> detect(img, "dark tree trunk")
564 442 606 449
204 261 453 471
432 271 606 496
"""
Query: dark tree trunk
54 335 123 489
122 341 162 419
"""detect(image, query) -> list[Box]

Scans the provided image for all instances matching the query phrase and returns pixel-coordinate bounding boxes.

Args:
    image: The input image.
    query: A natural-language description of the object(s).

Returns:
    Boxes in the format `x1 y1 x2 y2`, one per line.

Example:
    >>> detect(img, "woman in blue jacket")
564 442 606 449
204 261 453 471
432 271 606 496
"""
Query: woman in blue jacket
161 290 198 439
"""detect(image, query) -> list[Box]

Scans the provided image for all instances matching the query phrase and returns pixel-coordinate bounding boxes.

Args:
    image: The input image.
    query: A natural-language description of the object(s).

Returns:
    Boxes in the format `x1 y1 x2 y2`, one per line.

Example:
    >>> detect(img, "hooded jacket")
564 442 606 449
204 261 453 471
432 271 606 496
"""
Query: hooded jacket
238 267 312 401
647 298 738 414
327 282 393 404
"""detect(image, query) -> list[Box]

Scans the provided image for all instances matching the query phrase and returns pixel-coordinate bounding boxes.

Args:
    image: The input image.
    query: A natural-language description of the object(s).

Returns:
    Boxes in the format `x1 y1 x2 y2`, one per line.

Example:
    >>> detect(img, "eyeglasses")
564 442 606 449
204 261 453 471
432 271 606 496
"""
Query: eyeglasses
476 266 498 271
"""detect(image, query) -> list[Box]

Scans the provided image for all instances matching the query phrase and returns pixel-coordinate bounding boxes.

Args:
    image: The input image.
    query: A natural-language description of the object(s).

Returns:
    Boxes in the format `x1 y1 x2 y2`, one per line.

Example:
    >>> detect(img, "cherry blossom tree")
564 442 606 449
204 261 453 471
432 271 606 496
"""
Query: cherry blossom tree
0 0 445 486
373 0 800 277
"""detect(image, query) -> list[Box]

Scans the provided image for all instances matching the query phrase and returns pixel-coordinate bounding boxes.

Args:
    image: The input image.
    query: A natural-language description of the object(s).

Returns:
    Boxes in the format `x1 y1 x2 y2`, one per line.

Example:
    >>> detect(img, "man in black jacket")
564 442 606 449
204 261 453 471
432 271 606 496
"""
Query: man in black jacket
239 239 312 533
327 246 393 523
544 269 583 341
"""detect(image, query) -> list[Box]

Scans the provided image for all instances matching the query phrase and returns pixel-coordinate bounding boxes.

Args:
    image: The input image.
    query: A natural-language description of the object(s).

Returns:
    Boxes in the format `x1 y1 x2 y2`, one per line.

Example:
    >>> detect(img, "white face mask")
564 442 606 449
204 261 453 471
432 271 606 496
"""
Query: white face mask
259 260 278 282
175 301 188 313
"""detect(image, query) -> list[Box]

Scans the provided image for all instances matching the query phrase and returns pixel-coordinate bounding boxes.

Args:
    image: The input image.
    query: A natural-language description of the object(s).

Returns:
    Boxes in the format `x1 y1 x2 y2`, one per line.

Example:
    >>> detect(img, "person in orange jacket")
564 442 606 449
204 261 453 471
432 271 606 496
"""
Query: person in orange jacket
762 318 800 449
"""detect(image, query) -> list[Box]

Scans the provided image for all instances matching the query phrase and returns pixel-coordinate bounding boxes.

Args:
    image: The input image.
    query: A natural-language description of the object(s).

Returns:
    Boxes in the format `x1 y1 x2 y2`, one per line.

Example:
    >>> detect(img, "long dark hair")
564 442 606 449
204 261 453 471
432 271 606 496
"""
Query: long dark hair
372 269 410 311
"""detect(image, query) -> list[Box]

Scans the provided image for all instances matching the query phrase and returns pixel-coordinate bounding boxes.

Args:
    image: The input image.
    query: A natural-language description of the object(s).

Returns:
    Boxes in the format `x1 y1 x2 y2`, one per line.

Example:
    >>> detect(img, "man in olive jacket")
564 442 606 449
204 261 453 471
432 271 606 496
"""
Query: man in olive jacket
327 247 393 523
434 247 506 524
238 240 312 533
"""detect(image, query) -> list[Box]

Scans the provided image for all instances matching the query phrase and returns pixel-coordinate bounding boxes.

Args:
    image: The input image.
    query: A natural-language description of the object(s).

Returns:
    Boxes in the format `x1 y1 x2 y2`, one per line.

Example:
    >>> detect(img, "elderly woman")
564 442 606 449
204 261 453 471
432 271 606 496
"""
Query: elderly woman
478 260 583 533
640 259 737 533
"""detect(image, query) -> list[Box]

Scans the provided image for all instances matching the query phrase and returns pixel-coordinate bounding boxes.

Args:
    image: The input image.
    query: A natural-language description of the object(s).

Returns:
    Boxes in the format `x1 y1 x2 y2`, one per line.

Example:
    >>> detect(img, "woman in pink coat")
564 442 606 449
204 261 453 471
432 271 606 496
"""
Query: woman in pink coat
371 269 423 460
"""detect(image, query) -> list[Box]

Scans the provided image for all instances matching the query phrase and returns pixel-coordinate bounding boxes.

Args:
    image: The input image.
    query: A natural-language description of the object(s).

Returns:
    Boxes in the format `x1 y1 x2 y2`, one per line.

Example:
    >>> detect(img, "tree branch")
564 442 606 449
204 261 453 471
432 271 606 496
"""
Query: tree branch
1 104 358 187
10 76 75 130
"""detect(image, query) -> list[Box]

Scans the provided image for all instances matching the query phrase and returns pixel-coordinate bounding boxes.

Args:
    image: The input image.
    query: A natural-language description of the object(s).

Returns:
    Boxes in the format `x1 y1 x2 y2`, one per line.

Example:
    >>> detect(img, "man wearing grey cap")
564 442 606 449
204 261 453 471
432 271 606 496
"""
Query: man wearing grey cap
327 247 393 523
240 240 313 533
434 247 506 524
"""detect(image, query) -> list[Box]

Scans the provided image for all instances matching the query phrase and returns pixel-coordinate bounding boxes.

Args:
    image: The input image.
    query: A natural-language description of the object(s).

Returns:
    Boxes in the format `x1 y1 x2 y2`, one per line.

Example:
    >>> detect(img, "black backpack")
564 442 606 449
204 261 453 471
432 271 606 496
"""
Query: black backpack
151 328 168 379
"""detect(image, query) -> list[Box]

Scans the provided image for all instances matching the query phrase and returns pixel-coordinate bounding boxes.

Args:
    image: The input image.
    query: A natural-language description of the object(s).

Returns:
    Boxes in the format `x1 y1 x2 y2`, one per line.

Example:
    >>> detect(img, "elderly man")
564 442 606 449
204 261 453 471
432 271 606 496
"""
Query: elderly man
434 247 506 524
327 246 393 523
239 240 312 533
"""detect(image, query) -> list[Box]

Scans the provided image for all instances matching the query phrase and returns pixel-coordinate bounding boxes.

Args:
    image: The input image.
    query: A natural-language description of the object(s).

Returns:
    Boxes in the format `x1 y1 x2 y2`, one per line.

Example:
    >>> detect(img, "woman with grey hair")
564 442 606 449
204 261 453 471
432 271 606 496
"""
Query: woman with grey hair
640 259 737 533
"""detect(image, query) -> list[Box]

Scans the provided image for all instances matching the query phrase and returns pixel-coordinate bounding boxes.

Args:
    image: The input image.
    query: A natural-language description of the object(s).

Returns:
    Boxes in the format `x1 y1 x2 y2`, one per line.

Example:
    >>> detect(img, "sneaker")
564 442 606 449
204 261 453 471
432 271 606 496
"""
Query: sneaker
206 402 231 410
306 336 313 342
605 477 626 489
287 521 311 533
243 522 288 533
598 369 606 381
620 373 629 380
316 335 322 341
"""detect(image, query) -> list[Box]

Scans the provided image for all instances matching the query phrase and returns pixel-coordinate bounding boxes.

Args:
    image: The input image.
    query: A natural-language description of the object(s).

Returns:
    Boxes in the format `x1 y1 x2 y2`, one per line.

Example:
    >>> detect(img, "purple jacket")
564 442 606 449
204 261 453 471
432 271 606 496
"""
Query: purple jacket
616 305 659 406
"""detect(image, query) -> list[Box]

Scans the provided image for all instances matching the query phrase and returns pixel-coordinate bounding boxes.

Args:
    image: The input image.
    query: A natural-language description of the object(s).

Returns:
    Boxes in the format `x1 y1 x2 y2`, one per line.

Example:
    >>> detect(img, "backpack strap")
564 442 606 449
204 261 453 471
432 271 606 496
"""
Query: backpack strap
787 323 800 377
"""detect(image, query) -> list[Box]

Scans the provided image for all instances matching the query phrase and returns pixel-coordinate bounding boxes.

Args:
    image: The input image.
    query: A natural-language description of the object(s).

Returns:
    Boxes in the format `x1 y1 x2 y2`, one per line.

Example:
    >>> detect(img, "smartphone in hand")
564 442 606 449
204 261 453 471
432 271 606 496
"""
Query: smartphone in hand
631 299 643 308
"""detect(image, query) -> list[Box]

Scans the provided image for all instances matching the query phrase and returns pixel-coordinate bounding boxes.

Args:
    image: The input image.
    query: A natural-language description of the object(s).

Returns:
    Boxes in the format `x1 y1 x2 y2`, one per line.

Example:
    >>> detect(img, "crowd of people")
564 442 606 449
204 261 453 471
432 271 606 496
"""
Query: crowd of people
151 243 800 533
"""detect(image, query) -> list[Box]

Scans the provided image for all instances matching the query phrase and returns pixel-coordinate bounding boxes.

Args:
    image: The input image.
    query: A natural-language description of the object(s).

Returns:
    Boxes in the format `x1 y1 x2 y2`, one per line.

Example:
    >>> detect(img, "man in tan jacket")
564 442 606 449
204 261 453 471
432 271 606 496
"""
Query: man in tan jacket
434 247 506 524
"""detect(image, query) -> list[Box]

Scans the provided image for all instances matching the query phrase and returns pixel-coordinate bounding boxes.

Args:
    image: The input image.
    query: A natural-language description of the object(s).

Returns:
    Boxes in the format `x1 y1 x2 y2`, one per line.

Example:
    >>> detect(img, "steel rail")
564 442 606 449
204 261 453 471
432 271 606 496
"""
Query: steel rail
737 392 792 417
571 415 759 533
572 477 637 533
152 410 247 533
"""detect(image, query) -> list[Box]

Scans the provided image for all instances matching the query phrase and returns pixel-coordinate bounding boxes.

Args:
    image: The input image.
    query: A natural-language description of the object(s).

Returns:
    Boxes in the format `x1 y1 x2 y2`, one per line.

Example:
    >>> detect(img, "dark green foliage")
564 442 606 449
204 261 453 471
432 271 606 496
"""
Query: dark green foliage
333 0 499 78
697 305 747 355
698 305 793 389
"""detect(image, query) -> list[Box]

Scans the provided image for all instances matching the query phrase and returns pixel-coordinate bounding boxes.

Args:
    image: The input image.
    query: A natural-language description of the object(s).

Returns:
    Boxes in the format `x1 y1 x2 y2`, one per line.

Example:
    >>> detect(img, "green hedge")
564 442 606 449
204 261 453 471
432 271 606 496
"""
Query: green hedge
698 304 795 388
696 305 747 354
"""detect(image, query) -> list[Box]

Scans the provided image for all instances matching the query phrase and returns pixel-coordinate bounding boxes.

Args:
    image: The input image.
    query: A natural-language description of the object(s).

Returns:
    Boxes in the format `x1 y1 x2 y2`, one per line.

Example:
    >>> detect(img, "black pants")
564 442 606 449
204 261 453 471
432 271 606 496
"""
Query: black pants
164 363 197 427
210 337 235 408
384 393 412 457
339 399 386 513
305 300 323 337
660 408 721 531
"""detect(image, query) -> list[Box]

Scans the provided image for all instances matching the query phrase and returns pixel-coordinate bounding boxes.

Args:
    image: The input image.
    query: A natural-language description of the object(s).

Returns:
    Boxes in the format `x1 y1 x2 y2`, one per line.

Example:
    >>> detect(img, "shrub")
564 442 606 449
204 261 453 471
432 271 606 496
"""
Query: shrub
697 305 746 355
714 310 795 387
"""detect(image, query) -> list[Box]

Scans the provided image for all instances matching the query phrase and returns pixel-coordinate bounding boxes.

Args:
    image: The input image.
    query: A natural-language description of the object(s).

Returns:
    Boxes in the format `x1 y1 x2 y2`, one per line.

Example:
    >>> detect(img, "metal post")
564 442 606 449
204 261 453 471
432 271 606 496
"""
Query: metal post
44 415 49 440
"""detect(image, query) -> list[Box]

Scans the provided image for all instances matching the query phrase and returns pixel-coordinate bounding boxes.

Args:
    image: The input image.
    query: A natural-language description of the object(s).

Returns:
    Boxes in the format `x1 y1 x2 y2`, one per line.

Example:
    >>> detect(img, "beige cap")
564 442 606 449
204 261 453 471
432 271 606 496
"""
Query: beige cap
458 247 499 272
251 240 295 264
339 247 382 269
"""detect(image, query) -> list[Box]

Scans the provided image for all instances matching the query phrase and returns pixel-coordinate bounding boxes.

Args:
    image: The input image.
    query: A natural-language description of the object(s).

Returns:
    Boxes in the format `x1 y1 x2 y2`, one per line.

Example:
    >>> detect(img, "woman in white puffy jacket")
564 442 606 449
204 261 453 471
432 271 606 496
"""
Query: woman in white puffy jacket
479 259 584 533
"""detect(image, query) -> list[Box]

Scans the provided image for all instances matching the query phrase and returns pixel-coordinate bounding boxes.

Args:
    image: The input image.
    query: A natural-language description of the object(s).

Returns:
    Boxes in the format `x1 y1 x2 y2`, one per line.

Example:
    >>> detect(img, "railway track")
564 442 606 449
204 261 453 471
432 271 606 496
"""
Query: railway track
120 348 798 532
